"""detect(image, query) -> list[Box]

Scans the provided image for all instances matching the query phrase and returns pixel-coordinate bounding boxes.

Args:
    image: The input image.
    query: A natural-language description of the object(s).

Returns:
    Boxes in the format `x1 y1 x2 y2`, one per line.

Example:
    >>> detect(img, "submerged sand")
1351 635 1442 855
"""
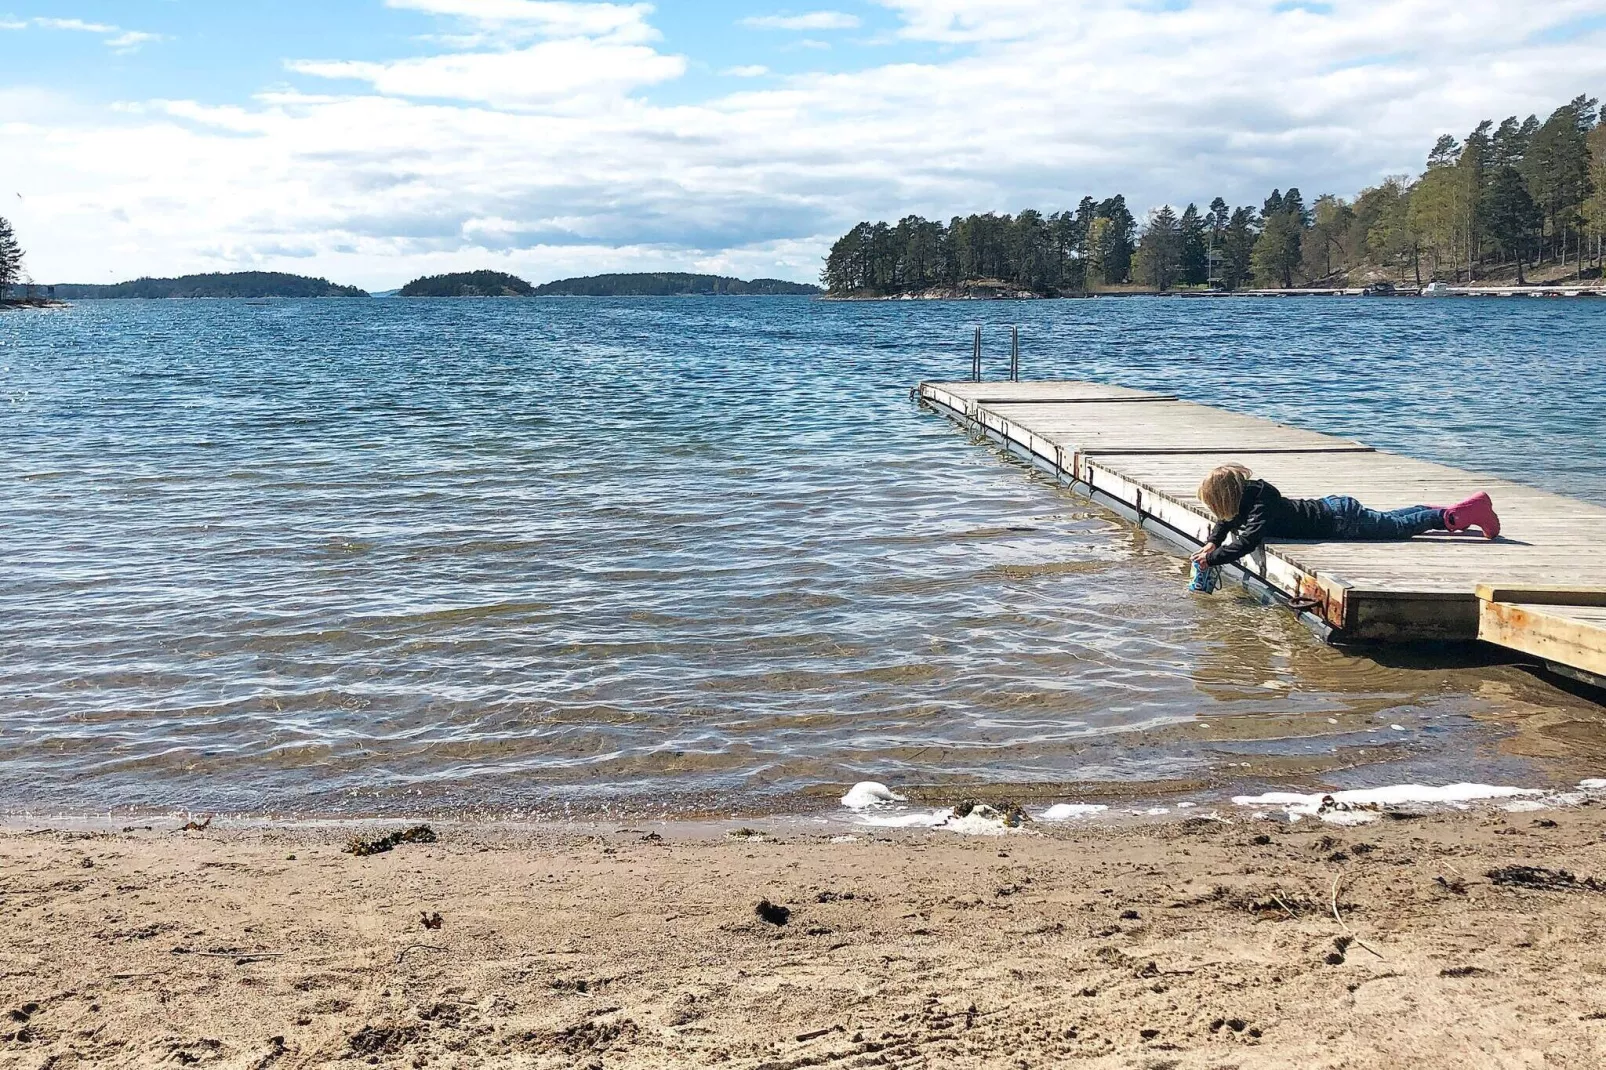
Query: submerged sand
5 805 1606 1069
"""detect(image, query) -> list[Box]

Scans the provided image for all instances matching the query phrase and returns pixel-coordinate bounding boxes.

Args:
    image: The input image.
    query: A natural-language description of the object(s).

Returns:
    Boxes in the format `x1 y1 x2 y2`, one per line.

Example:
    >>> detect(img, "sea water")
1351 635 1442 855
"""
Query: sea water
2 296 1605 818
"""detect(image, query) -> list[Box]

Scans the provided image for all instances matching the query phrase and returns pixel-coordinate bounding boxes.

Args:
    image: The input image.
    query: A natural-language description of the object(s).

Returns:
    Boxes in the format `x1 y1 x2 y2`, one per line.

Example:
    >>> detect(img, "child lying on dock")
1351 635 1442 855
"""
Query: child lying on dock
1190 463 1500 569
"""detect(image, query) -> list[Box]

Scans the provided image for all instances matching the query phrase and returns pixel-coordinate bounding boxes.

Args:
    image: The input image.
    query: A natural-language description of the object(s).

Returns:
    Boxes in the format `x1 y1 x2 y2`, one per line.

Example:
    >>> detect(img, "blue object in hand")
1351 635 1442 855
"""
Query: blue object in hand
1188 561 1221 594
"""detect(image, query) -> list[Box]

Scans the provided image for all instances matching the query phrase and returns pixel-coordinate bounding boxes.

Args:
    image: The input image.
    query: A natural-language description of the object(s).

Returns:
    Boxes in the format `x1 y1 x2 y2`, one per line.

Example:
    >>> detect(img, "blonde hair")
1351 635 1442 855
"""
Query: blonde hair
1198 463 1253 520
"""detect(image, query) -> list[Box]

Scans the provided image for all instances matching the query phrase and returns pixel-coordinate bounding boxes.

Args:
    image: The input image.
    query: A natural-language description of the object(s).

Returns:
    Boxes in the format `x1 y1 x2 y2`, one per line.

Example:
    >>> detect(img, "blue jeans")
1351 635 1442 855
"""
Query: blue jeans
1321 496 1445 540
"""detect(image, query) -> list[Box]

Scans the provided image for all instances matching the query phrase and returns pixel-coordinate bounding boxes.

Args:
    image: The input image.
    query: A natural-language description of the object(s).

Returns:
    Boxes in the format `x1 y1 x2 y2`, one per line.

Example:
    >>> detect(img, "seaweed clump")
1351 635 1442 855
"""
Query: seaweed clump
344 825 438 857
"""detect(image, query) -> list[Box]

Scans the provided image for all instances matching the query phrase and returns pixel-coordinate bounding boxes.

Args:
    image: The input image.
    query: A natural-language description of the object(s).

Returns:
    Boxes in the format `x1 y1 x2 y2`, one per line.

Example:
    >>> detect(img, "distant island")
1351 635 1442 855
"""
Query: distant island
397 270 821 297
534 273 821 296
51 272 368 299
399 270 534 297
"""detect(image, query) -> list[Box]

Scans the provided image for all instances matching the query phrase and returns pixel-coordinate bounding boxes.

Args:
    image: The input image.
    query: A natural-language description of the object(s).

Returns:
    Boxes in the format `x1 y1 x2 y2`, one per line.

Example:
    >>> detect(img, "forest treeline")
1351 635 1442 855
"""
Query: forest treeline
533 273 820 296
51 272 367 299
823 94 1606 296
400 270 822 296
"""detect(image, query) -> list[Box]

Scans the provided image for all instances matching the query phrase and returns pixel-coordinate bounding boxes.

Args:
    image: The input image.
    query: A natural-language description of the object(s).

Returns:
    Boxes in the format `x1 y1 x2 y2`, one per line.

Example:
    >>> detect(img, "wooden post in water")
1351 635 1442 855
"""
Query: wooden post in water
972 327 982 381
1010 327 1020 381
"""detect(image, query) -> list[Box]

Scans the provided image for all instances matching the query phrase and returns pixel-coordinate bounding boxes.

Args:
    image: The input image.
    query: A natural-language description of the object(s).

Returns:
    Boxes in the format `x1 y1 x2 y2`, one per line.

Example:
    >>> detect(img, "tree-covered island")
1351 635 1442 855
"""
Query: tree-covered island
534 273 819 296
399 270 821 296
398 270 535 297
51 272 367 299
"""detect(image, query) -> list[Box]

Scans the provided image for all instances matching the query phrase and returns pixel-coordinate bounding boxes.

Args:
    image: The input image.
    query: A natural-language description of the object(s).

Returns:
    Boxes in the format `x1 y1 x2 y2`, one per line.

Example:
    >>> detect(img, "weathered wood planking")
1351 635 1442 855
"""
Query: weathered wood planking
1479 602 1606 681
981 402 1374 457
921 381 1176 419
919 378 1606 667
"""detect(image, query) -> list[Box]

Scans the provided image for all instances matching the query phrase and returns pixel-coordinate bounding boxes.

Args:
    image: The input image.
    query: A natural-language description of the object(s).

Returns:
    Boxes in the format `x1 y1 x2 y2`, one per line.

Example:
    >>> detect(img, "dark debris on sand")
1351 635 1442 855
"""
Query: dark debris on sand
1486 866 1606 892
343 825 438 857
755 900 791 926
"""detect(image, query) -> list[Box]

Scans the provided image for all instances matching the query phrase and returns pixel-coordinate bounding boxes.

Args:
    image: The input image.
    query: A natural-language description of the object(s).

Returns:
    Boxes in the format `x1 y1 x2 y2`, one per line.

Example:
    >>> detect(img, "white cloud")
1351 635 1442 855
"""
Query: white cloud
723 65 771 77
293 0 679 109
290 40 685 108
386 0 658 41
27 16 164 52
33 18 120 33
3 0 1606 289
105 31 162 53
741 11 862 31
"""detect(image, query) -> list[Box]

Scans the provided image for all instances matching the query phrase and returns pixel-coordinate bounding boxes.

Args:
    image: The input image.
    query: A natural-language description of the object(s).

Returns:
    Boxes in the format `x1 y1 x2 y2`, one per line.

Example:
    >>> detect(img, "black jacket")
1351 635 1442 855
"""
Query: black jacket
1204 479 1337 567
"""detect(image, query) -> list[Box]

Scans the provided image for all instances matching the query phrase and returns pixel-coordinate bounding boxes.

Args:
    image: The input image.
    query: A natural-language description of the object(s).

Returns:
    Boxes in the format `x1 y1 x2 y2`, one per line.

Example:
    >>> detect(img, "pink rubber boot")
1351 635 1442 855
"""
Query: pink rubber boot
1443 493 1500 539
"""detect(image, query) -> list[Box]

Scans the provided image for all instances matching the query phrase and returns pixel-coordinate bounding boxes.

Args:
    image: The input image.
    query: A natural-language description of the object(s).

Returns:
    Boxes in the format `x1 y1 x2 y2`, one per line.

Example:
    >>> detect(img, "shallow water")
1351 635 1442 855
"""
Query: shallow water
2 296 1604 818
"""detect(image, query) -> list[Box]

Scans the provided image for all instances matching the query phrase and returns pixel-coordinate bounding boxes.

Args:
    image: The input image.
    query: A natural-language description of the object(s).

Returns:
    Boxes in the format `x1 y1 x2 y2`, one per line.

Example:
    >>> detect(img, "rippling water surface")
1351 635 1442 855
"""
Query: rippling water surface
3 296 1605 817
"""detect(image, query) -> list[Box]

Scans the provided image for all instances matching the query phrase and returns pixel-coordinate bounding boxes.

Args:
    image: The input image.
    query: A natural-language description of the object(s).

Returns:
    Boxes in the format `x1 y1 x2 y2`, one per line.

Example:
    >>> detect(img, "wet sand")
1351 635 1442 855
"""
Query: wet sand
6 806 1606 1069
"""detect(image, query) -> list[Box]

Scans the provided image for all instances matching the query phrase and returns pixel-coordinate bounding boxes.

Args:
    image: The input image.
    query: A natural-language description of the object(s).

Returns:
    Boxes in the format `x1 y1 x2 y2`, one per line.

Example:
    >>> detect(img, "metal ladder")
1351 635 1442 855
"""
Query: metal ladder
970 326 1021 381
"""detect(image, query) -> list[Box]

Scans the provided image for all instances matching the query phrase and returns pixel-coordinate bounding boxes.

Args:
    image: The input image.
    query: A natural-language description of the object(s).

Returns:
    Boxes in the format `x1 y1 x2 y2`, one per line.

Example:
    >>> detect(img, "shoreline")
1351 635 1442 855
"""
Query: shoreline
8 799 1606 1068
7 768 1605 836
4 773 1603 844
822 285 1606 301
0 298 69 309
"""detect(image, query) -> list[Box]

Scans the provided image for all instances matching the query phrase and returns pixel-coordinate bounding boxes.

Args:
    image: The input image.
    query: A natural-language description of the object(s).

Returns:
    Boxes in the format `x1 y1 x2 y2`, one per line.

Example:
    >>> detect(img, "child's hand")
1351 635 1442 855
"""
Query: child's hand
1191 543 1216 564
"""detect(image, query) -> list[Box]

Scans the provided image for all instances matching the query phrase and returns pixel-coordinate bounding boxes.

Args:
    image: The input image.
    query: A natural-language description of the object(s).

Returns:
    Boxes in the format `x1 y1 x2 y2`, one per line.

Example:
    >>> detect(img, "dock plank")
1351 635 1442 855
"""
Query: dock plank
1480 602 1606 680
978 400 1372 457
922 381 1173 418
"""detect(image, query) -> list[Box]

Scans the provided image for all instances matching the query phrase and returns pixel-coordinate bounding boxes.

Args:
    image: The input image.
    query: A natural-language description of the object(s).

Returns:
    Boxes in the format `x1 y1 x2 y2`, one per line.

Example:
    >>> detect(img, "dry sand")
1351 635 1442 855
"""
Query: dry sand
5 805 1606 1069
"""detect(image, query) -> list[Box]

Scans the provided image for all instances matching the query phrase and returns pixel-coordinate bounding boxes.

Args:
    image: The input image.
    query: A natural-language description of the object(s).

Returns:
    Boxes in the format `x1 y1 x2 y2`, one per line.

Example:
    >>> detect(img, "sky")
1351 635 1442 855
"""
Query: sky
2 1 1604 289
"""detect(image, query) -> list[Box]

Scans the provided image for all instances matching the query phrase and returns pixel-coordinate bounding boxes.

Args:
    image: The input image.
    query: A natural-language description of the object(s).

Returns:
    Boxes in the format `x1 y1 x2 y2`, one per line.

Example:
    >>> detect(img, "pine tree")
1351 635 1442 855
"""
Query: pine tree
1282 187 1309 226
0 216 23 297
1220 208 1257 290
1095 196 1136 284
1253 188 1305 287
1523 98 1596 266
1178 204 1208 286
1490 116 1532 170
1070 197 1097 291
1049 210 1081 291
1206 197 1230 286
1133 205 1182 291
1427 134 1461 169
1012 209 1054 292
1483 166 1541 283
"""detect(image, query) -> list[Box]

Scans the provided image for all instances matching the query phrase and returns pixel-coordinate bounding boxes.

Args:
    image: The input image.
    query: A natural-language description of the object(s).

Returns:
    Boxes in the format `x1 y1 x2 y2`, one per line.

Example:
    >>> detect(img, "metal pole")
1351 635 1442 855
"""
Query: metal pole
1010 326 1019 381
972 326 982 382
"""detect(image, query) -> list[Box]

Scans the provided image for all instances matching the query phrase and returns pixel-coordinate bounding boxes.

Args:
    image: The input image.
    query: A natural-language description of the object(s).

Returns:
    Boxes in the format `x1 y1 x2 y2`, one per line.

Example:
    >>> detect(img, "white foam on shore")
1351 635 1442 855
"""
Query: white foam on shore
941 809 1025 836
839 780 1606 834
840 782 906 809
1233 782 1544 824
854 808 952 828
852 804 1030 836
1040 803 1109 821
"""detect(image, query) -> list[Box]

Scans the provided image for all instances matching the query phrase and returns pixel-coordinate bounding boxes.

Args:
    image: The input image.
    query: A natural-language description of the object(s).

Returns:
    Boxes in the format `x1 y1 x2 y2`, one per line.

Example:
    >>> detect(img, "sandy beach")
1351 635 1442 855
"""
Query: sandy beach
5 802 1606 1069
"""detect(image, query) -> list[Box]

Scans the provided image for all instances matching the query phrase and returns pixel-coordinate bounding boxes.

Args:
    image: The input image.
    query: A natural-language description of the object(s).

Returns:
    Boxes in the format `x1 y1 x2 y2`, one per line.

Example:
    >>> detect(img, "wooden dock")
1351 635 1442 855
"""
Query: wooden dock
919 379 1606 684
